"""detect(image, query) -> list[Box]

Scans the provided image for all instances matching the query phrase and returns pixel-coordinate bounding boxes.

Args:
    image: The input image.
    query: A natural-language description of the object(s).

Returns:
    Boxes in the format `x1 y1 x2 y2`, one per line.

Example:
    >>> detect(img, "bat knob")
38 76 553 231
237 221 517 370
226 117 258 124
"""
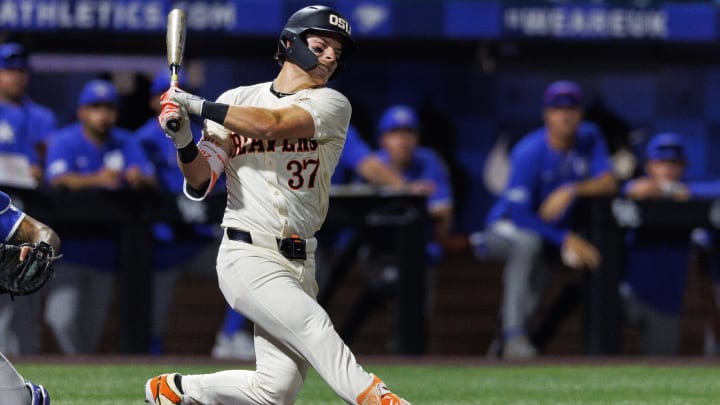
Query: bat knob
167 118 180 132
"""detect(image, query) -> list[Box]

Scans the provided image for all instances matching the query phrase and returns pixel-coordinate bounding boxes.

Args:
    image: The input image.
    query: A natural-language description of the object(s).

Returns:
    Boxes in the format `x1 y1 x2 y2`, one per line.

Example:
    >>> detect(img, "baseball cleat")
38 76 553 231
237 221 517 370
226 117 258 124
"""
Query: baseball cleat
25 381 50 405
145 373 184 405
357 374 411 405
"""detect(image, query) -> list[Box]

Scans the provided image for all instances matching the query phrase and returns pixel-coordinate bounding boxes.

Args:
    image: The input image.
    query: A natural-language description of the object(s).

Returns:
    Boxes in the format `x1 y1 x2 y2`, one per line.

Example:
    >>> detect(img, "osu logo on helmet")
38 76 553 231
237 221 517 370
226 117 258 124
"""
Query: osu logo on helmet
329 14 351 35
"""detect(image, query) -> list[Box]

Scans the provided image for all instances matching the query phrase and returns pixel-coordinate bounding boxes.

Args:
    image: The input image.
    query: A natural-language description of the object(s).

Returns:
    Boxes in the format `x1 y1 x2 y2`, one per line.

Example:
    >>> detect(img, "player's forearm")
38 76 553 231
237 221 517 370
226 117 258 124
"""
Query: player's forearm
357 157 405 187
50 173 102 190
12 215 61 252
201 101 314 141
177 151 212 190
170 90 315 140
573 172 617 197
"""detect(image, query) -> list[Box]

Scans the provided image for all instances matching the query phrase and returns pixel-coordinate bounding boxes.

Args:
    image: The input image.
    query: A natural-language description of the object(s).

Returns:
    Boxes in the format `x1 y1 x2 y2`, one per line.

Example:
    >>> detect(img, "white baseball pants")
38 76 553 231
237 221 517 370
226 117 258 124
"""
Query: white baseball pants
179 232 373 404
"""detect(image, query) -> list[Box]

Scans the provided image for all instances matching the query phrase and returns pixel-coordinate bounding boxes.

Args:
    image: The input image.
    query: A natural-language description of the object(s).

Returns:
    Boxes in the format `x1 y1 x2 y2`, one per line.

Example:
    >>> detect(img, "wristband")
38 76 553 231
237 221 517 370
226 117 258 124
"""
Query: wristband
178 142 199 163
201 102 230 125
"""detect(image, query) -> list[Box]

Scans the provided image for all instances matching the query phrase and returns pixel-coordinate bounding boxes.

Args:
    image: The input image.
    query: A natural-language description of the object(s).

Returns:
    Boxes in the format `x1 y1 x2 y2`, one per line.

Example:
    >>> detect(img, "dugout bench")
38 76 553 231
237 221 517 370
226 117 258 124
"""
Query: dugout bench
7 186 429 355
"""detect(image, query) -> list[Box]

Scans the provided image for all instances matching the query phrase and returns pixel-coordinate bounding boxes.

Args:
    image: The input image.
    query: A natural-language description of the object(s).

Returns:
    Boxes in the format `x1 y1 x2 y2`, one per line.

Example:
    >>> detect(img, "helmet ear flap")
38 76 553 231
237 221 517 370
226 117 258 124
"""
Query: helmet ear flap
281 31 318 71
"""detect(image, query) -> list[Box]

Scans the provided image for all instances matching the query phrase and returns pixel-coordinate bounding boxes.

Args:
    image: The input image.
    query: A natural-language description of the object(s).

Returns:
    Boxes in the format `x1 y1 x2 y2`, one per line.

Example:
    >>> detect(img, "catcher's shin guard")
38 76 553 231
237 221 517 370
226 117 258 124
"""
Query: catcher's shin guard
145 373 184 405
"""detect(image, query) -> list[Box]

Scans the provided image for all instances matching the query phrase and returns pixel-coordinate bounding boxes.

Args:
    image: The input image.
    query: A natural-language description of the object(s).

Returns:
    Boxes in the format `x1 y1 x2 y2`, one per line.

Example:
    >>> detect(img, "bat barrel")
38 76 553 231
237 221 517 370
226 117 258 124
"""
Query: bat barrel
166 8 187 133
166 9 187 69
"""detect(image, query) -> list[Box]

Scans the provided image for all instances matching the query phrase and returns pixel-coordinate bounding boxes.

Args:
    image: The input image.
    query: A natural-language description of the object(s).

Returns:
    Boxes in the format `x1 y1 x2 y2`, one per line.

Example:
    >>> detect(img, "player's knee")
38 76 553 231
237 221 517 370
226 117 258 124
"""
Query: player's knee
254 369 303 405
513 231 543 257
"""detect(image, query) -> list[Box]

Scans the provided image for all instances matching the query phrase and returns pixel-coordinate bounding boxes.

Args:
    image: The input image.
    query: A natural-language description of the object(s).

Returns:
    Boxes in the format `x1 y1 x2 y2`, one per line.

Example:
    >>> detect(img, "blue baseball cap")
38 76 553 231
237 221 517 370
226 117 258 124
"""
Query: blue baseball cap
78 79 119 107
646 132 686 162
0 43 29 70
151 68 187 96
378 105 419 134
543 80 583 108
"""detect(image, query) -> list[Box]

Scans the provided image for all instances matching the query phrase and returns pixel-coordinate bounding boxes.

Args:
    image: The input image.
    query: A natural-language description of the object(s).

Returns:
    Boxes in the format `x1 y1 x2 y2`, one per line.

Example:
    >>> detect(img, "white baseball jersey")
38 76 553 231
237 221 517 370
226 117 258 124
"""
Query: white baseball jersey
195 81 350 239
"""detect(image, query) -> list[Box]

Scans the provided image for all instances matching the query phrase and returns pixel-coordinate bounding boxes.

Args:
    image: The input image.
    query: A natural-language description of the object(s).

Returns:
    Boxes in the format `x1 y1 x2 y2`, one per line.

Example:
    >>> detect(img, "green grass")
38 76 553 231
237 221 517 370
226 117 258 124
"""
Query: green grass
13 362 720 404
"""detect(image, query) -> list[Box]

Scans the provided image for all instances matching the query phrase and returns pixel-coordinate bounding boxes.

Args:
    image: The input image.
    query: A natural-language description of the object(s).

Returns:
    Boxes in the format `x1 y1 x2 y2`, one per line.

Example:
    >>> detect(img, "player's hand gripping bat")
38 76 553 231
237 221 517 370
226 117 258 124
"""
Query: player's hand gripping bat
165 8 187 132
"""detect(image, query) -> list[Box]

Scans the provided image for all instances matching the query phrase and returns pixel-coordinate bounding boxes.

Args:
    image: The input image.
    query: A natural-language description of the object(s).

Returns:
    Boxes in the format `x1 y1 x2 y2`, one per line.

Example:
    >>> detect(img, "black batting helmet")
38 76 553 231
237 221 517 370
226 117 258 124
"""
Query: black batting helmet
275 5 356 78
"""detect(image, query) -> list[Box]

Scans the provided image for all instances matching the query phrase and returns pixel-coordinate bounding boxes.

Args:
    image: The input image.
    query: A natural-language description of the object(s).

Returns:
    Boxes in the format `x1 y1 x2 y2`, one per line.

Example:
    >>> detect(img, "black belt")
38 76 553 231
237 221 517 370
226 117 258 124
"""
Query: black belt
226 228 307 260
227 228 253 244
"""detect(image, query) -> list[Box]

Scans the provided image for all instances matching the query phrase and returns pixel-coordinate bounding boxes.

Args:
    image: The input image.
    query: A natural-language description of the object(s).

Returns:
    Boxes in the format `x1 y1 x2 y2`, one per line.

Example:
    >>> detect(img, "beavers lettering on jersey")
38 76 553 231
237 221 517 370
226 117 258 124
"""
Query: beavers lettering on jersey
232 133 318 156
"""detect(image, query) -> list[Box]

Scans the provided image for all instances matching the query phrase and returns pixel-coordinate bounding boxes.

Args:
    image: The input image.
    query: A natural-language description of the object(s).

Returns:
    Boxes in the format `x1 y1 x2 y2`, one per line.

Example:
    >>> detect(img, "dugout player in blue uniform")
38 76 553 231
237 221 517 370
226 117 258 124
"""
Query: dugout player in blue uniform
373 105 453 246
476 81 617 359
0 190 57 404
0 42 57 186
338 105 453 346
44 79 155 354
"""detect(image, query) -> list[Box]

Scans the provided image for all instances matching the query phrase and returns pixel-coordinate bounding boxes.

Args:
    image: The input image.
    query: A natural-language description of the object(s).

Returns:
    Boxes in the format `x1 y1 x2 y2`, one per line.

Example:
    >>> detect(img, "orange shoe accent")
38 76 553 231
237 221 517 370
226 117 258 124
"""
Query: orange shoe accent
357 375 383 405
380 393 408 405
357 375 411 405
147 374 182 404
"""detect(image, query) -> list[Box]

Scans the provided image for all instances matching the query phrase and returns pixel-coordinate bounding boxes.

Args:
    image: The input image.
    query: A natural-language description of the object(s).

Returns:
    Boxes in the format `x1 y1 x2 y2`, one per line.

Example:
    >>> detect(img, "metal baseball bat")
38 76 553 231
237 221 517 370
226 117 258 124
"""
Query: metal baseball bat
166 8 187 132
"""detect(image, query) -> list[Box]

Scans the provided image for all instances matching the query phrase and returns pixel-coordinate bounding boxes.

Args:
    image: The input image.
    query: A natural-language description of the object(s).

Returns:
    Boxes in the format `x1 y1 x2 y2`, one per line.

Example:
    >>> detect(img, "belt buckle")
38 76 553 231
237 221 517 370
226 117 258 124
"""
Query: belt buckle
279 234 306 260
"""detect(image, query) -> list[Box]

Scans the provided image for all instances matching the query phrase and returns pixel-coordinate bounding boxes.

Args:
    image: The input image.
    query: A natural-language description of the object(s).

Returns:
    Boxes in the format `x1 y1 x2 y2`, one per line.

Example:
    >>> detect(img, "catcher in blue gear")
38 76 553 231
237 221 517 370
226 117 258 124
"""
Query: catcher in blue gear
0 189 60 404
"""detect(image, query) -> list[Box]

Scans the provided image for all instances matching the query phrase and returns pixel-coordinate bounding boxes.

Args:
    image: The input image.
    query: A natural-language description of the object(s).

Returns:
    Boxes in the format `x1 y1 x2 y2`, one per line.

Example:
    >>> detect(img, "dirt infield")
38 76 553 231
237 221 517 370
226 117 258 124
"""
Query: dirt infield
11 354 720 367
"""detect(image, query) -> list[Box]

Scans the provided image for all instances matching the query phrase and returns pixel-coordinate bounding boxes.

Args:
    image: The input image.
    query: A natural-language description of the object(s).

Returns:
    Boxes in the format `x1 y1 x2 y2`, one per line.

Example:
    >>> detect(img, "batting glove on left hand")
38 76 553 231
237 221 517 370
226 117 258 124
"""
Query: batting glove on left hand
159 100 193 149
161 86 206 116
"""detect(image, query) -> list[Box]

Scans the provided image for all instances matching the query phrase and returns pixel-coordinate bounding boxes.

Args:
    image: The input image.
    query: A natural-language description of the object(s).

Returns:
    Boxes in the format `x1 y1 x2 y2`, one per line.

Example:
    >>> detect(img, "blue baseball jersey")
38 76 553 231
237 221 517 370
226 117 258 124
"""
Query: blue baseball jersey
486 121 612 246
0 190 24 242
0 99 57 166
686 180 720 199
0 102 31 156
46 123 154 182
374 147 454 211
331 125 371 185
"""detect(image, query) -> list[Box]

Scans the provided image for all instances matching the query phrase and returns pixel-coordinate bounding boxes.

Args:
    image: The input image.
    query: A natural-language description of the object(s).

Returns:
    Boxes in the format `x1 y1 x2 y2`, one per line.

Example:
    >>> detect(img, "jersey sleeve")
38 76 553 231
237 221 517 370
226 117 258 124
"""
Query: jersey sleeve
621 178 637 196
504 145 569 246
686 180 720 199
0 191 26 242
122 134 156 177
587 125 613 177
293 87 351 144
423 151 454 212
45 132 74 182
28 106 58 147
339 126 371 170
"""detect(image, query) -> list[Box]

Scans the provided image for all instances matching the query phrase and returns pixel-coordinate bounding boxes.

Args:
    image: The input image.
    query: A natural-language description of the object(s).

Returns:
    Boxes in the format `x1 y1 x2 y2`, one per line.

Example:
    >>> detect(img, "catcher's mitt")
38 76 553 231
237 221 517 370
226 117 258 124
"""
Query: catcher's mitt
0 242 60 298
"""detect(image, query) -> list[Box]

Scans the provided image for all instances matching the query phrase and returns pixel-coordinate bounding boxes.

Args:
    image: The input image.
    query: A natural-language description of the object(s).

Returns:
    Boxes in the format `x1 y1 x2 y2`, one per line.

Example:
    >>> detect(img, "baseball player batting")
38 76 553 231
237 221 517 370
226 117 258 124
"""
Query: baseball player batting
0 189 60 405
145 5 411 405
